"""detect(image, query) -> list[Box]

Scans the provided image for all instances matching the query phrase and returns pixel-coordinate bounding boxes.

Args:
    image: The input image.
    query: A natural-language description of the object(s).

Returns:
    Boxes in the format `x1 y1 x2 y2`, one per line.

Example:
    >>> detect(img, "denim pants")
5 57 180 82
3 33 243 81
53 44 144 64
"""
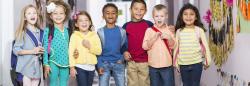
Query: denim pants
99 62 125 86
75 67 95 86
180 62 203 86
149 66 175 86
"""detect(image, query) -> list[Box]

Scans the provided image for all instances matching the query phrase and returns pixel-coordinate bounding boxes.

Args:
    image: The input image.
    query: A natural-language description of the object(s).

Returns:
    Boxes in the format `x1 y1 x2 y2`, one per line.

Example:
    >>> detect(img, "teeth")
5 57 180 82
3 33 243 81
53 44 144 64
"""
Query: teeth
30 18 35 20
158 21 162 23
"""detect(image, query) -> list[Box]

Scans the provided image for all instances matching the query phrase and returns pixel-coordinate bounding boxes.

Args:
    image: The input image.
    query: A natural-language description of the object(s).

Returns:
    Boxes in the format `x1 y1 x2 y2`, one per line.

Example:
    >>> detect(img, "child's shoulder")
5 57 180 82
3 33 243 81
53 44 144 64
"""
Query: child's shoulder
122 19 153 28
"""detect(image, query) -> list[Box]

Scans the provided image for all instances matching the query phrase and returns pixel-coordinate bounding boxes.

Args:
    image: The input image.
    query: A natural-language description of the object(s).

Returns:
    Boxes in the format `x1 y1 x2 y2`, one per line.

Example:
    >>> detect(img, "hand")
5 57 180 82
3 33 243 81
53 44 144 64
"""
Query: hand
73 49 79 59
153 32 161 40
82 39 91 49
160 33 171 40
168 25 176 34
44 66 51 78
70 67 77 78
123 51 132 61
33 47 44 55
98 68 104 75
203 64 210 70
174 65 180 73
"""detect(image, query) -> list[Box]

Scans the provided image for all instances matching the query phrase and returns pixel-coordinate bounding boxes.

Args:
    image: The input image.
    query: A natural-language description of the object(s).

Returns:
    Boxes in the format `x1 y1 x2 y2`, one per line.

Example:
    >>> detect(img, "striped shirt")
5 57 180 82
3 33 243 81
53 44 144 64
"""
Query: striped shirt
178 28 203 65
174 26 211 66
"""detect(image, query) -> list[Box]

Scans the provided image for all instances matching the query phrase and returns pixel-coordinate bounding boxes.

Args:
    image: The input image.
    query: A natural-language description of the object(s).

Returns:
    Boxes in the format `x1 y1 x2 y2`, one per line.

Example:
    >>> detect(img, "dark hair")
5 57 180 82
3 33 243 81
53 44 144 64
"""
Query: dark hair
73 11 94 31
102 3 118 14
175 3 206 32
130 0 147 9
46 0 71 38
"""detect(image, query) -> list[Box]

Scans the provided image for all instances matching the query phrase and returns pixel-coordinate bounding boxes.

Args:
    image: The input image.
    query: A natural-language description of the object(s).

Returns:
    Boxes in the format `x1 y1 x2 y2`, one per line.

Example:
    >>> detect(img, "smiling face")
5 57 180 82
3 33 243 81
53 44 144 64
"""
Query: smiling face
130 2 146 21
25 7 38 25
75 15 91 32
153 9 168 27
182 9 196 27
103 6 118 25
50 5 66 25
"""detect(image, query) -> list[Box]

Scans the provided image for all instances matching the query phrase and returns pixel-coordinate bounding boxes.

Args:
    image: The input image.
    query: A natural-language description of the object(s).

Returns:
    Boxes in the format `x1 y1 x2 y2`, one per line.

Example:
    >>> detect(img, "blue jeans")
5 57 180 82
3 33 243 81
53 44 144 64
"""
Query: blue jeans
149 66 175 86
99 62 125 86
180 62 203 86
75 67 95 86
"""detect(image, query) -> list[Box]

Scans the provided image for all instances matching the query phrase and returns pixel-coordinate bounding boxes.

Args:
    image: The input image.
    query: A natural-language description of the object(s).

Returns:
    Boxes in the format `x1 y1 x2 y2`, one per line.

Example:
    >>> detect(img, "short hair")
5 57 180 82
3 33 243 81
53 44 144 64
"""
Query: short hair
153 4 168 14
102 3 118 14
130 0 147 9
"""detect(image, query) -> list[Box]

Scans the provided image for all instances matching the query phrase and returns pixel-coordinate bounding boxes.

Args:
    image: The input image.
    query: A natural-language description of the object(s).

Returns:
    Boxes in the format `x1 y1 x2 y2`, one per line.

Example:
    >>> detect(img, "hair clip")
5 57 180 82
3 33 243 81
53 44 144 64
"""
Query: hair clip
72 11 80 20
46 2 56 13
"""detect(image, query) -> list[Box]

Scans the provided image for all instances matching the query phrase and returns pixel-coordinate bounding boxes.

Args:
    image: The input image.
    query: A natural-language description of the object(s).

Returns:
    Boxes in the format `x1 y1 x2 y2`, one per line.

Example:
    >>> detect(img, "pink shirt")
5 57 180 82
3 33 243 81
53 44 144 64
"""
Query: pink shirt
142 26 175 68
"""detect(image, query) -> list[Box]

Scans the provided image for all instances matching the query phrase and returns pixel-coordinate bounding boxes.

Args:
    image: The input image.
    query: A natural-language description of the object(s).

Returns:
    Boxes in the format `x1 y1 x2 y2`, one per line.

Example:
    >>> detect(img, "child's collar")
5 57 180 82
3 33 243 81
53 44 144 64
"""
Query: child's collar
131 19 144 23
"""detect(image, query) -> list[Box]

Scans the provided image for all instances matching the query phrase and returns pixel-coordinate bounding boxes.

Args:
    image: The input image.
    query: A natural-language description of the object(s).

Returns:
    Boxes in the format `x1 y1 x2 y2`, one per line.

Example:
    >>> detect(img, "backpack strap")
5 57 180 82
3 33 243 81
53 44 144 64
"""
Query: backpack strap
151 26 172 56
39 29 44 43
26 29 40 47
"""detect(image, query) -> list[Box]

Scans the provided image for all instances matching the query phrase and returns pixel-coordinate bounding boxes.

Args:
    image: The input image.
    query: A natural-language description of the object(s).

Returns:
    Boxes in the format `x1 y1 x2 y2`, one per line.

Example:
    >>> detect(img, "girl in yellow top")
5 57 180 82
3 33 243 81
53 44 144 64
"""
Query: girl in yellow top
69 11 102 86
174 3 211 86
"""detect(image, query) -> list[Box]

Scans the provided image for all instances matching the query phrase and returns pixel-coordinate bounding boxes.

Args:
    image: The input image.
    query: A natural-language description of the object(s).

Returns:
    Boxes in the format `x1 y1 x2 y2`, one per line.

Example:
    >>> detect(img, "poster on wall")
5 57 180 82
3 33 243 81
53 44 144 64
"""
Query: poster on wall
237 0 250 33
204 0 234 68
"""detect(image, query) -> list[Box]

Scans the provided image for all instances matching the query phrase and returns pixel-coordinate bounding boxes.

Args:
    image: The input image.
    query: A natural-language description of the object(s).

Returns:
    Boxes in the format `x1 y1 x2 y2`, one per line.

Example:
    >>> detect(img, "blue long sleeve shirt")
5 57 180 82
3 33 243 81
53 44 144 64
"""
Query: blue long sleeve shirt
97 26 127 68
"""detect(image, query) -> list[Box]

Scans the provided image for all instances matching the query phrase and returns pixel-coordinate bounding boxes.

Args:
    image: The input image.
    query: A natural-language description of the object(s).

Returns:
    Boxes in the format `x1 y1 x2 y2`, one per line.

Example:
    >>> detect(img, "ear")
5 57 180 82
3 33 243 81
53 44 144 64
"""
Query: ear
102 15 105 19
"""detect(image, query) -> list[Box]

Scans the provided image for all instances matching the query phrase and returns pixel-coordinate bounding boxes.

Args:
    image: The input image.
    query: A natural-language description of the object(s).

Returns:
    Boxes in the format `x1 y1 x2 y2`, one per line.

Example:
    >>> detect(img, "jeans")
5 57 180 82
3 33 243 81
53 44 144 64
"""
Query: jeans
75 67 95 86
149 66 175 86
99 62 125 86
180 62 203 86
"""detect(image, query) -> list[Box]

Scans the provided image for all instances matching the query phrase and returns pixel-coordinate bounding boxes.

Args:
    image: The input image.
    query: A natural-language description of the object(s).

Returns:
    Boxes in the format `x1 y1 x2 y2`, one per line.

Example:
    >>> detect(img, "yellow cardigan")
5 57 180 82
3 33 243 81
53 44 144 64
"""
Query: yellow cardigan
69 31 102 67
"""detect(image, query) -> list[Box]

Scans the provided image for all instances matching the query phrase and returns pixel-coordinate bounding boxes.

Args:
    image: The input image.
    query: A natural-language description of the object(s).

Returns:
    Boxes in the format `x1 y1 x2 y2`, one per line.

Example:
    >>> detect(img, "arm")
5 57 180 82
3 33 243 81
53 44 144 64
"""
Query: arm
167 29 176 49
142 29 160 50
200 30 212 66
13 35 26 56
13 33 42 55
88 33 102 55
173 30 180 68
43 28 49 66
69 34 77 67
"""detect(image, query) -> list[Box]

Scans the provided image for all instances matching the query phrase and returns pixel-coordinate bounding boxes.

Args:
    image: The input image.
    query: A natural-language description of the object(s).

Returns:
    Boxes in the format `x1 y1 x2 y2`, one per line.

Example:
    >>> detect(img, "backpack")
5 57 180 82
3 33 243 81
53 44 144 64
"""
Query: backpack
10 29 43 86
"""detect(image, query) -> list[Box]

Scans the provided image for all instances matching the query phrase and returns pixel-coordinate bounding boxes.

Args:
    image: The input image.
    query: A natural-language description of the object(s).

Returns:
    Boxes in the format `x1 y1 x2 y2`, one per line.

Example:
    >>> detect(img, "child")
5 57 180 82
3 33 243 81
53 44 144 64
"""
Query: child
13 5 44 86
142 4 175 86
97 3 127 86
174 3 211 86
122 0 153 86
43 1 71 86
69 11 102 86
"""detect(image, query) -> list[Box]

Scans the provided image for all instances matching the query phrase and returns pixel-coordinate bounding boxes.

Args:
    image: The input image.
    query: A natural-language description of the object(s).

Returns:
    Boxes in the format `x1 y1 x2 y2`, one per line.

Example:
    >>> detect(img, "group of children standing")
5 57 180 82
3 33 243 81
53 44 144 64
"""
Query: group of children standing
13 0 211 86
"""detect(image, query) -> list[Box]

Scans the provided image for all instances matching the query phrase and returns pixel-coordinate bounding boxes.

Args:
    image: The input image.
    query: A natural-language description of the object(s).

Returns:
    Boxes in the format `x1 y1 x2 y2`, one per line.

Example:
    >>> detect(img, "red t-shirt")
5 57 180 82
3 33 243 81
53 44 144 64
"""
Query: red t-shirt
123 20 153 62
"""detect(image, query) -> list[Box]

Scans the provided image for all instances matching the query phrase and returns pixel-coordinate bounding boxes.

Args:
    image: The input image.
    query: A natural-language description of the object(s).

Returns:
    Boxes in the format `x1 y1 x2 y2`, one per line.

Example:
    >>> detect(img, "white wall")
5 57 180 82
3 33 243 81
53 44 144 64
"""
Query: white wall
200 0 250 86
86 0 159 29
1 0 14 85
0 0 2 85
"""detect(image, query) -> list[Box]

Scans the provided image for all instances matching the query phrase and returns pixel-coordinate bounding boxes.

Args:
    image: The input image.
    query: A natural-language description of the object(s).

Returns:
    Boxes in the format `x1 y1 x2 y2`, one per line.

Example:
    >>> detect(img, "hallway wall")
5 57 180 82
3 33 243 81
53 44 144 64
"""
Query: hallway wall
1 0 14 85
199 0 250 85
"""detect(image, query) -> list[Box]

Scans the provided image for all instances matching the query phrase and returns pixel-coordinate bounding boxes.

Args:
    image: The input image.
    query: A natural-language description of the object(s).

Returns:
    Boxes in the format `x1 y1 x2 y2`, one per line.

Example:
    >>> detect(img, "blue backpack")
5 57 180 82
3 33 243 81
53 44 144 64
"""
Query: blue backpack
10 29 43 86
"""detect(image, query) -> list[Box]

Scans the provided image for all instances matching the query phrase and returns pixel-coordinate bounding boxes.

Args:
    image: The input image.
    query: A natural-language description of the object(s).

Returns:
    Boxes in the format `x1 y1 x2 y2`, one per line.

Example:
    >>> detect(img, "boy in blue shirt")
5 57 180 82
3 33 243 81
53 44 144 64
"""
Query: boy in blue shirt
97 3 127 86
